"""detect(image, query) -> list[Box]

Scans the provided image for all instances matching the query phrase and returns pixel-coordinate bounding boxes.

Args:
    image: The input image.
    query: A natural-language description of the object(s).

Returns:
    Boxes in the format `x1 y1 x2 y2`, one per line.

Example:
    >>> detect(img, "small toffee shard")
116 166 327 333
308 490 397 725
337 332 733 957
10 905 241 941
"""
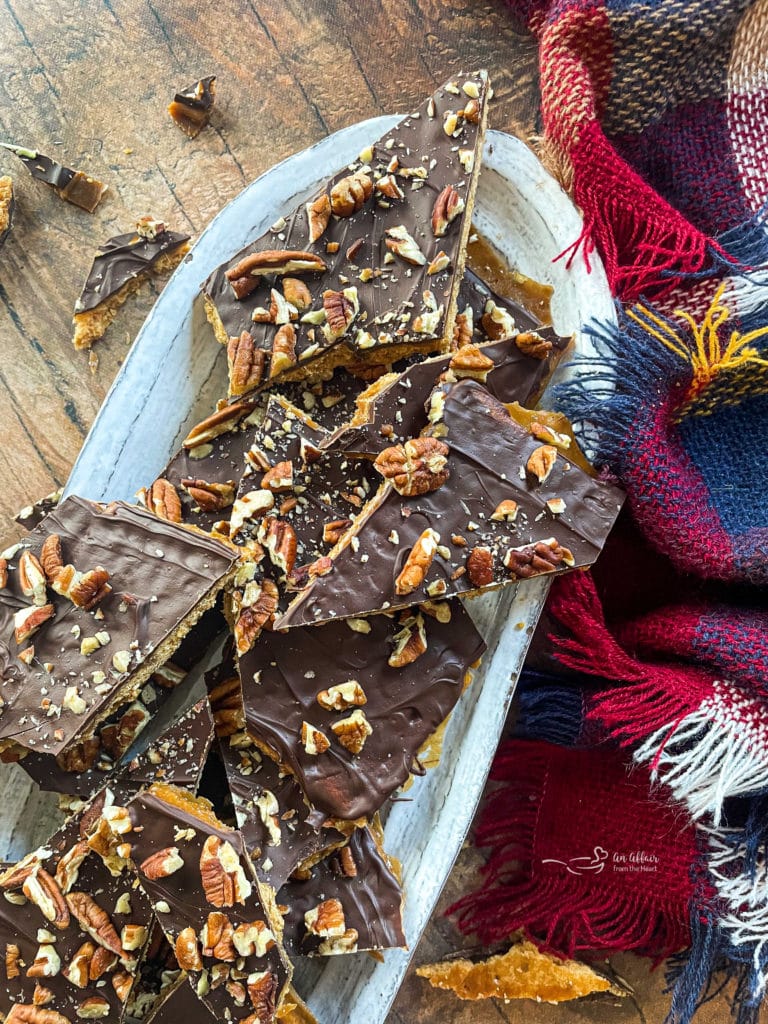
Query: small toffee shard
276 379 625 628
72 216 191 349
125 782 292 1024
0 142 108 212
202 71 491 389
0 175 13 249
281 822 405 957
168 75 217 138
0 495 237 761
14 488 62 530
239 603 485 820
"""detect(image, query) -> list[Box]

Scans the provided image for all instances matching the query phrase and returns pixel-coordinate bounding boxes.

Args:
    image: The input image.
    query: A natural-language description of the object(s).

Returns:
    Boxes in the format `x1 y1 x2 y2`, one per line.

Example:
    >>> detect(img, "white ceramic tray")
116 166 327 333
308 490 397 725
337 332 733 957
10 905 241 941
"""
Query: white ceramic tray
0 118 613 1022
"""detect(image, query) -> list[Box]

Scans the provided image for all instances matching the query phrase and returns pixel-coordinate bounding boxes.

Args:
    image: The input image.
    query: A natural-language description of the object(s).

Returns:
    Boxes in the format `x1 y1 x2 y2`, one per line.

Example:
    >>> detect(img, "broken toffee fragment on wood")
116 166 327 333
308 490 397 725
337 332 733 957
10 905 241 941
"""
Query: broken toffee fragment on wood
168 75 217 137
0 142 108 212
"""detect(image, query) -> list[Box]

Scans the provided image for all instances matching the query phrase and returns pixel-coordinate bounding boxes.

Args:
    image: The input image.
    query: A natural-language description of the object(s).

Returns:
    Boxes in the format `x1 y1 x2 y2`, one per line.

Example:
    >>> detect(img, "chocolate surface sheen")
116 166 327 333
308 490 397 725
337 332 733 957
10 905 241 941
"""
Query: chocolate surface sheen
75 228 190 312
277 379 625 628
239 602 485 820
281 824 405 956
0 496 236 757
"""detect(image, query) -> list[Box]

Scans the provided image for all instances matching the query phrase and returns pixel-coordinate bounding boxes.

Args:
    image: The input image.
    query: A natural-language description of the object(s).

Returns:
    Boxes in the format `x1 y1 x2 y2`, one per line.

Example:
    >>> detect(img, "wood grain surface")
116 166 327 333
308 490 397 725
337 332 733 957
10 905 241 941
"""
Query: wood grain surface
0 2 746 1023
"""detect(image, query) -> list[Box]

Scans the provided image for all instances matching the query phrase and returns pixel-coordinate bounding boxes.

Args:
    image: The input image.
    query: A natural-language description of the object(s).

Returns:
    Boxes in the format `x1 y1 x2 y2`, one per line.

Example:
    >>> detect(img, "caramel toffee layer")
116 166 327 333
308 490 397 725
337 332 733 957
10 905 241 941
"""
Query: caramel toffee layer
202 71 490 382
239 603 485 820
0 175 13 248
281 823 405 957
0 143 108 212
277 379 625 628
126 786 291 1024
169 75 217 137
75 228 191 314
0 496 237 757
0 809 154 1021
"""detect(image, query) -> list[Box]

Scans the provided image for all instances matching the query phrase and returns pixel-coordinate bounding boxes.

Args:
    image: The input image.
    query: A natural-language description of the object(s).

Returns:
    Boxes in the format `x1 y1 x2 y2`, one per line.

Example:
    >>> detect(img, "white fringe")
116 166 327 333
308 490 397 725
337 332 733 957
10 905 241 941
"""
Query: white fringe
724 261 768 319
633 681 768 827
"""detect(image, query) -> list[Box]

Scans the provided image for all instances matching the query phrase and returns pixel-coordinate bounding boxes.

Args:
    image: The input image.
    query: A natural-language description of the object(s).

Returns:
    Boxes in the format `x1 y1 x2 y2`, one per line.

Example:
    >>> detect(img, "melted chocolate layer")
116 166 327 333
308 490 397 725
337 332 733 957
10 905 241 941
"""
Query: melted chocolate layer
0 143 107 212
75 228 190 312
277 380 625 627
239 602 485 820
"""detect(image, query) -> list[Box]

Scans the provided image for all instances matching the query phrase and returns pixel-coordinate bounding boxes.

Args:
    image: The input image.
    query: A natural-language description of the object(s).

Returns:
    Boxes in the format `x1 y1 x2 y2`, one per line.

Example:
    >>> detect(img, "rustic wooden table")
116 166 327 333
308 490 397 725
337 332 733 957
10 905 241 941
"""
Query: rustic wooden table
0 2 739 1022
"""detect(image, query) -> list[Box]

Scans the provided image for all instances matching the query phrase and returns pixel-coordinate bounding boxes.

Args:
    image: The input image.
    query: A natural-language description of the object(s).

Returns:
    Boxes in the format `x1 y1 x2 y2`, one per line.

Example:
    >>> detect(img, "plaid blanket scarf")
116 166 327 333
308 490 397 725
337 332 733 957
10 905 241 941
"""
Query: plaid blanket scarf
458 1 768 1021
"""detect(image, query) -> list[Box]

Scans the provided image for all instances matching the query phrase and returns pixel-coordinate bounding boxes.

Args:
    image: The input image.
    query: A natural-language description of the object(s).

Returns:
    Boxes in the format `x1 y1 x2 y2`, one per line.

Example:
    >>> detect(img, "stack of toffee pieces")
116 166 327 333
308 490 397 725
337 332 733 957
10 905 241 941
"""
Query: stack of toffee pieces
0 71 623 1024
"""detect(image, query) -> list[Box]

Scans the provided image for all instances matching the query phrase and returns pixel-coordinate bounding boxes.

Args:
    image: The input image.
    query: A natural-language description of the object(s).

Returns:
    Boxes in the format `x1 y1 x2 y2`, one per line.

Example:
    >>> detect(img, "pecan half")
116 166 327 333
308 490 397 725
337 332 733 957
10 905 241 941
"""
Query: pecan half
260 461 293 492
18 550 48 606
258 517 297 576
388 614 427 668
384 225 426 266
140 478 182 522
175 927 202 971
323 288 358 340
200 836 252 908
449 344 494 382
228 331 265 395
233 579 279 655
395 528 440 596
23 868 70 930
14 604 55 646
182 402 252 449
139 847 184 880
201 911 236 961
331 709 372 755
181 478 236 512
63 941 95 988
5 1006 72 1024
68 568 111 611
269 323 297 378
374 437 449 497
246 970 277 1023
226 250 327 300
39 535 63 583
515 330 553 360
526 444 558 483
330 171 372 217
431 185 465 237
305 898 346 937
503 538 575 578
306 193 331 243
66 892 122 956
467 546 494 587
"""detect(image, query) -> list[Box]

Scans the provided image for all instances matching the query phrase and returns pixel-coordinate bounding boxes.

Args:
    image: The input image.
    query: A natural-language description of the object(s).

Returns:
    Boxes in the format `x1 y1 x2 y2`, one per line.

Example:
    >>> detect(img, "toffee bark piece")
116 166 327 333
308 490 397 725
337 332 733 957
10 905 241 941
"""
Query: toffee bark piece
239 603 485 820
142 973 215 1021
276 380 625 628
0 496 237 760
14 488 62 530
125 783 292 1024
416 939 625 1002
281 822 405 956
0 810 154 1022
72 220 191 349
0 142 108 212
0 175 13 248
168 75 217 138
202 71 491 387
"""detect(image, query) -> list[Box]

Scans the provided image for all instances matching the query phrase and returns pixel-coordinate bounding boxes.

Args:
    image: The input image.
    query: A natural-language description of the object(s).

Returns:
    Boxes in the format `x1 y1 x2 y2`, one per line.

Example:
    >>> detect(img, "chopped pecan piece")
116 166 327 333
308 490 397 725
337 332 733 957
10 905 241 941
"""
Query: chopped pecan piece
389 613 428 668
140 478 182 522
526 445 558 483
14 604 55 646
32 984 54 1006
260 461 293 492
0 556 7 589
88 946 116 981
385 225 426 266
374 437 449 497
395 528 441 596
338 845 358 877
269 323 297 378
67 568 111 611
175 927 202 971
227 331 265 395
449 344 494 382
54 841 90 894
301 721 330 755
65 892 122 955
62 941 95 988
503 538 575 578
258 517 297 576
453 307 474 348
490 499 518 522
305 897 346 937
201 911 236 961
316 680 367 711
139 847 184 880
111 971 132 1002
23 868 70 930
226 250 327 300
5 1006 72 1024
232 920 275 957
515 330 553 360
18 550 47 606
199 836 252 908
182 402 252 449
283 277 311 310
26 944 60 978
462 97 480 122
233 579 279 655
323 287 359 340
481 300 516 341
322 519 352 546
246 970 277 1022
431 185 465 237
330 170 372 216
375 174 404 200
39 535 63 582
6 942 21 979
55 739 100 774
467 546 494 587
306 193 331 243
74 995 110 1018
331 709 372 755
181 477 236 512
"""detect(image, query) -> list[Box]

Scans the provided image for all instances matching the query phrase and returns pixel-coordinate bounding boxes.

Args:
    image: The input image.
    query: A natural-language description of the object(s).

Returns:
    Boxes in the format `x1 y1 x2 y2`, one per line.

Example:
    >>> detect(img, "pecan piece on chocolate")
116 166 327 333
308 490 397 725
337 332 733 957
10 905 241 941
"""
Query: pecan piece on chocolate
526 444 558 483
452 307 474 348
233 579 279 655
330 170 372 217
317 680 367 711
269 323 297 378
14 604 55 646
181 477 236 512
68 568 111 611
481 300 516 341
338 845 358 877
246 970 277 1023
232 920 275 957
384 225 426 266
322 518 352 546
182 402 252 449
389 613 427 668
199 836 252 908
490 499 518 522
395 528 440 596
515 330 553 360
301 721 330 755
227 331 265 396
139 847 184 880
305 897 346 937
39 535 63 583
175 927 202 971
62 941 96 988
55 738 100 774
374 437 449 497
54 841 90 895
201 911 236 961
258 517 297 576
449 344 494 383
323 287 359 341
4 1006 72 1024
139 478 182 523
260 461 293 492
306 193 331 243
74 996 110 1018
23 868 70 930
283 278 311 311
65 892 122 956
5 942 21 979
503 538 575 579
431 185 465 237
467 546 494 587
111 971 132 1002
0 557 7 589
18 550 47 606
226 250 327 300
331 709 372 755
375 174 404 201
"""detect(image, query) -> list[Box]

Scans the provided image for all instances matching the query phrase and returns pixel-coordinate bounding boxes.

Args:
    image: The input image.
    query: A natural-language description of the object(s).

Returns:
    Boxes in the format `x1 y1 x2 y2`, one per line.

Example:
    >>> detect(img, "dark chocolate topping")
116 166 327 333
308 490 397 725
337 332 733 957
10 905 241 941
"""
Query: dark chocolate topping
239 602 485 820
14 488 62 530
202 72 489 380
127 788 290 1023
75 228 190 313
173 75 217 112
277 380 625 628
0 144 107 212
280 824 405 955
0 496 236 756
144 975 216 1022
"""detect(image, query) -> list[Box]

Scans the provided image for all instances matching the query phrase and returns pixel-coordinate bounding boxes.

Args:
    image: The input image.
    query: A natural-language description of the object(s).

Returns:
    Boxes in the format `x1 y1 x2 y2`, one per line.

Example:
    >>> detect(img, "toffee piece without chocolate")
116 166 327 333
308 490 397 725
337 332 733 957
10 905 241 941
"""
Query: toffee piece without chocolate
0 175 14 249
202 71 491 390
72 218 191 349
239 602 485 820
276 379 625 628
0 495 238 760
168 75 217 137
0 142 108 212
